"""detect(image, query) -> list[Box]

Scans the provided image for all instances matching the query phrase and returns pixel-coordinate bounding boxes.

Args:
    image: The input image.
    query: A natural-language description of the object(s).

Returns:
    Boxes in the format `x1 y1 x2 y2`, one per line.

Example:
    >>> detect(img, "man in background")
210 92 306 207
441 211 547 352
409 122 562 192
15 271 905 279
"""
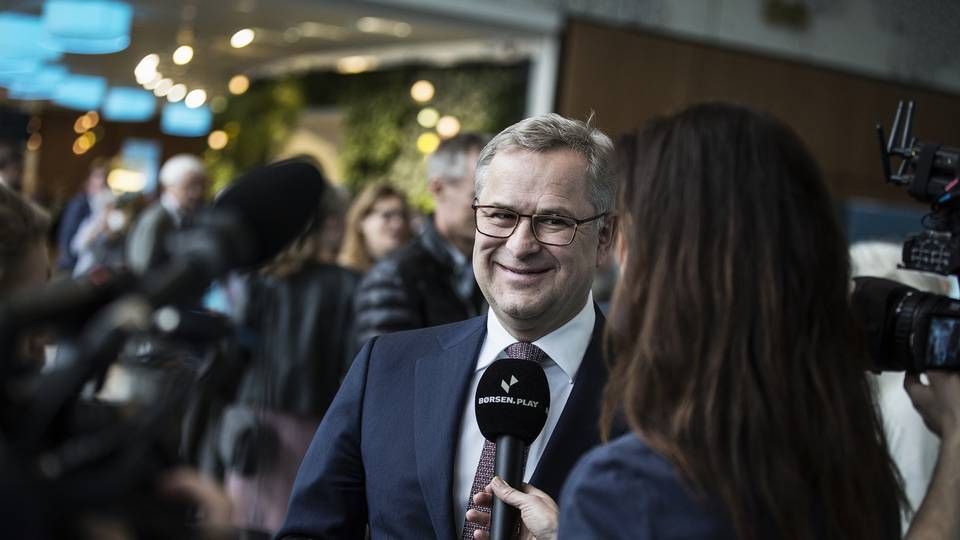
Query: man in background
353 133 489 348
125 154 207 274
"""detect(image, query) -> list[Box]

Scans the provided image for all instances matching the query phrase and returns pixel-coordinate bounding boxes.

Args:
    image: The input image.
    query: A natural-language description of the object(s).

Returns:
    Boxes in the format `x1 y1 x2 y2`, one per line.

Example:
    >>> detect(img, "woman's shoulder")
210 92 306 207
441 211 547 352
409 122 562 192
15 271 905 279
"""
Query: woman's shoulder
568 432 674 486
559 433 736 540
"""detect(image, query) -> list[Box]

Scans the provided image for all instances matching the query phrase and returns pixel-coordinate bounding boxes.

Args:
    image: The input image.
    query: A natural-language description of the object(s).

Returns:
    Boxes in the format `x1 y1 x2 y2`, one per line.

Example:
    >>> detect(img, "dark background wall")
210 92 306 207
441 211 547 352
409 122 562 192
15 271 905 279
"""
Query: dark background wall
556 19 960 206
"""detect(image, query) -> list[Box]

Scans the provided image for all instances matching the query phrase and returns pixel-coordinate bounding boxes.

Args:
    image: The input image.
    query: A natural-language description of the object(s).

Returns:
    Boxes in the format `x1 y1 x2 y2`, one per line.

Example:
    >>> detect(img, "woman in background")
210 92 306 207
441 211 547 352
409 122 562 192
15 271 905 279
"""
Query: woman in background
337 182 411 273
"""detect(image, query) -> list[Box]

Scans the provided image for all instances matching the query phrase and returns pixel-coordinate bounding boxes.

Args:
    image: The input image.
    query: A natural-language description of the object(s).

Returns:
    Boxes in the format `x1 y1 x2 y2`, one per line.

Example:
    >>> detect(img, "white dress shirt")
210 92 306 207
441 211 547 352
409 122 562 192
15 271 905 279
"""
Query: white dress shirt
453 292 596 534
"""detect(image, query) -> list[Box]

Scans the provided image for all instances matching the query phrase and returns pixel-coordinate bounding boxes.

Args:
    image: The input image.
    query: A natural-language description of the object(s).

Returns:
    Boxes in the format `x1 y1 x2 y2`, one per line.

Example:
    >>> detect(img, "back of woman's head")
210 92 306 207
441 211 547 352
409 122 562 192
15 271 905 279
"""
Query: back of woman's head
605 102 903 540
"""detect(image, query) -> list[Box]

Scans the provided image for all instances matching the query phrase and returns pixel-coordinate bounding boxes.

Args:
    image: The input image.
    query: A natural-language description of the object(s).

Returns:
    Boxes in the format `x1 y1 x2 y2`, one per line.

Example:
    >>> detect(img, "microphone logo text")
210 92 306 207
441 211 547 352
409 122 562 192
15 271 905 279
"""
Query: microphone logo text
477 395 540 409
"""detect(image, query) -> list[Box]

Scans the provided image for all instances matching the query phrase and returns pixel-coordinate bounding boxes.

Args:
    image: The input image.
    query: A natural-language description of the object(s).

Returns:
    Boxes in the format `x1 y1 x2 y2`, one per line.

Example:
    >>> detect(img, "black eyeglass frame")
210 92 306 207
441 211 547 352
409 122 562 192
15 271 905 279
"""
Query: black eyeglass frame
471 201 607 247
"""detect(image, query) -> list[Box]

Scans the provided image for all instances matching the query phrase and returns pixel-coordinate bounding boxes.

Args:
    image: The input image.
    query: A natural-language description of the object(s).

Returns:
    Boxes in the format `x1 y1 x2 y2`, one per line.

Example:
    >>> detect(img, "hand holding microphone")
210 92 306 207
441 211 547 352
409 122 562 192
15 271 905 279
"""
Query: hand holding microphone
466 477 559 540
473 357 550 540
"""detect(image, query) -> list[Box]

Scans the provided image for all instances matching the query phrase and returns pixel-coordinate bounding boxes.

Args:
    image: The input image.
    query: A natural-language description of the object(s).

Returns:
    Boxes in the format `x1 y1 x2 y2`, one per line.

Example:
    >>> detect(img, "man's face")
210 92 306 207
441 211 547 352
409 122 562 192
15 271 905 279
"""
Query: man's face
434 148 479 247
168 172 207 214
473 148 613 340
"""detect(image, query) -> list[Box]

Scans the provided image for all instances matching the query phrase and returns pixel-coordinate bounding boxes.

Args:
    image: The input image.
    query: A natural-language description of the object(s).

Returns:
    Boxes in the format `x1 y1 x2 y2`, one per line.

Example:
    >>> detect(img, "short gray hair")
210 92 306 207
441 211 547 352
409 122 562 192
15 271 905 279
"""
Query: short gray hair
475 113 616 213
427 133 490 182
159 154 206 188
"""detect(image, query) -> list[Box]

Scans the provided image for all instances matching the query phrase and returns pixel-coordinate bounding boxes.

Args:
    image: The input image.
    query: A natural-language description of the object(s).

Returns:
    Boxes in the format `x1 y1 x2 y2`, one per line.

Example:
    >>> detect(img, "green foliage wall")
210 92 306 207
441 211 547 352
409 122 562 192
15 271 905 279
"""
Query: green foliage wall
207 63 527 210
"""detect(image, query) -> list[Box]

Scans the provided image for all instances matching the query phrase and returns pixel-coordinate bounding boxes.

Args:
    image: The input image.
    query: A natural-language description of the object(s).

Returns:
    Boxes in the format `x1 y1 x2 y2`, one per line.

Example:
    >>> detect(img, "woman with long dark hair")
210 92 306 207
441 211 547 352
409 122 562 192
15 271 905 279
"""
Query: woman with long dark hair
466 103 905 539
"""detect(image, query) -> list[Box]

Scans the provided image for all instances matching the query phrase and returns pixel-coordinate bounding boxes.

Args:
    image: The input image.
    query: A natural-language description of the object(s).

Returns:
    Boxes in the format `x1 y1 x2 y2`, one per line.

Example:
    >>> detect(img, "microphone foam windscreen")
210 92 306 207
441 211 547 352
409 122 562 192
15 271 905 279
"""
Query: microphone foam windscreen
475 358 550 444
213 159 325 268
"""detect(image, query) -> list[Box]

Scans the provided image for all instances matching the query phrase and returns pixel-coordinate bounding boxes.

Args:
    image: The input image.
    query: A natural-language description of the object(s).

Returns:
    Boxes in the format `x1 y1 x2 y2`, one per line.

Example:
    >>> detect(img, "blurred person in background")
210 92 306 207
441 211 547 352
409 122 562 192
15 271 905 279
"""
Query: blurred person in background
0 183 50 372
850 240 951 533
126 154 208 274
466 103 904 540
336 181 411 273
55 159 109 273
187 163 359 535
0 140 24 193
72 192 145 277
353 133 489 348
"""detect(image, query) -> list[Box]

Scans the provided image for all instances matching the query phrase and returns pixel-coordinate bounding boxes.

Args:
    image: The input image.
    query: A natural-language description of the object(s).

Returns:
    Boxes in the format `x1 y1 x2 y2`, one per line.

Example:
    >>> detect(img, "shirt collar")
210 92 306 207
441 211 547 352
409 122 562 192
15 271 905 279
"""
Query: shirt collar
477 291 595 383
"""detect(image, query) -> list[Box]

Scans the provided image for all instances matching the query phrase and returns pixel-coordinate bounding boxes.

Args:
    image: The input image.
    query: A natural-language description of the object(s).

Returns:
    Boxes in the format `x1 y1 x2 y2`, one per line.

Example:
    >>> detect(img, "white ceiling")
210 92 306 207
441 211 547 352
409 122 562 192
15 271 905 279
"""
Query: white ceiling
0 0 555 106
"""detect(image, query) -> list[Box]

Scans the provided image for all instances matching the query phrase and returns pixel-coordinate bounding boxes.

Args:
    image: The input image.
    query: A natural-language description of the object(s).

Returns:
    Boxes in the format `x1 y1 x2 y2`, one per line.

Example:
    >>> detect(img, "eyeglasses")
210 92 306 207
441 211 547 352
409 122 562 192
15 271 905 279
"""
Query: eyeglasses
472 202 606 246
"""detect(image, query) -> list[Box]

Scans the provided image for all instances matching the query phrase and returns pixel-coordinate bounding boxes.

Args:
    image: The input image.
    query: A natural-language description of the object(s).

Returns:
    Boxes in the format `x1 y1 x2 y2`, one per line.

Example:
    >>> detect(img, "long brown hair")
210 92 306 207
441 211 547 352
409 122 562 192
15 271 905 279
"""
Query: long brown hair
602 103 904 539
336 182 410 272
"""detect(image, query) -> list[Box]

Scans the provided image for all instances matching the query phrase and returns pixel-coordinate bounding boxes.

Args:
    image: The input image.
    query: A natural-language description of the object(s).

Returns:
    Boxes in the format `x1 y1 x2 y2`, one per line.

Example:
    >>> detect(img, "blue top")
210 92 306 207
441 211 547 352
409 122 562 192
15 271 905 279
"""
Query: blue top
559 433 737 540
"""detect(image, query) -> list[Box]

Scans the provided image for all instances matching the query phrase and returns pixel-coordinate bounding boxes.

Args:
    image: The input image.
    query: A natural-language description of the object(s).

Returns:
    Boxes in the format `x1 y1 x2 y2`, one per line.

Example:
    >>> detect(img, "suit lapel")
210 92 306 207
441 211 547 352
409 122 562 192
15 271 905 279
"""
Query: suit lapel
414 317 486 540
530 305 609 500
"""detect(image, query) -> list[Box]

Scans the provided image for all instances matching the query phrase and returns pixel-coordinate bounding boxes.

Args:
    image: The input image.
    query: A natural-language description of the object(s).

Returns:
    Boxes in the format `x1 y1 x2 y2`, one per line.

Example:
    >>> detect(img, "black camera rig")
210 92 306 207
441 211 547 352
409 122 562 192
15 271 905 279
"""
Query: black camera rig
877 100 960 274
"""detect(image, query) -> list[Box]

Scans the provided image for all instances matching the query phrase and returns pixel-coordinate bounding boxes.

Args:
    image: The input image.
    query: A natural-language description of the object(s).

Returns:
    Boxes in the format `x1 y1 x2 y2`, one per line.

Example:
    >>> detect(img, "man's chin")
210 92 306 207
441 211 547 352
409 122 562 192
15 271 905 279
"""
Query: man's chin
496 300 545 323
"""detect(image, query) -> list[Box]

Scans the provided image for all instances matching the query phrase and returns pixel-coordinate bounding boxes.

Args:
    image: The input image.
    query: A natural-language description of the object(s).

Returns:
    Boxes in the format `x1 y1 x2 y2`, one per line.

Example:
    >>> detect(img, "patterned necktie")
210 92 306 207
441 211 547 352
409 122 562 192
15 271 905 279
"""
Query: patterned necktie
461 342 547 539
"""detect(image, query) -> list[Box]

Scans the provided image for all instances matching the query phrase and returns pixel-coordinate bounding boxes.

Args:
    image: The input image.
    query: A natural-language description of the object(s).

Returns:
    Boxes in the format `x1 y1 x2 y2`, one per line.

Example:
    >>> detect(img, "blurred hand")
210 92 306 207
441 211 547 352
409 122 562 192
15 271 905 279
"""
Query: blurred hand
904 371 960 441
464 477 558 540
158 467 232 527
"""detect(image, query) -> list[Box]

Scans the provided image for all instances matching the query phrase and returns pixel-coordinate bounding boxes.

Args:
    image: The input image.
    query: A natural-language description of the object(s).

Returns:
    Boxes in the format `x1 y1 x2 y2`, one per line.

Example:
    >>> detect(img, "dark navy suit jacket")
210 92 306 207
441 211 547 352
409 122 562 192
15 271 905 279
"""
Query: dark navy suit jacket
278 307 609 539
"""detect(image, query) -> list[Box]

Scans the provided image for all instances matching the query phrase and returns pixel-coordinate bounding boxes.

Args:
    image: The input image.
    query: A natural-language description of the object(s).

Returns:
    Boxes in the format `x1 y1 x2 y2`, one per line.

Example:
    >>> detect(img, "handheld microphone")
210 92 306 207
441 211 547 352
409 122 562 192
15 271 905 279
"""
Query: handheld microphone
475 358 550 540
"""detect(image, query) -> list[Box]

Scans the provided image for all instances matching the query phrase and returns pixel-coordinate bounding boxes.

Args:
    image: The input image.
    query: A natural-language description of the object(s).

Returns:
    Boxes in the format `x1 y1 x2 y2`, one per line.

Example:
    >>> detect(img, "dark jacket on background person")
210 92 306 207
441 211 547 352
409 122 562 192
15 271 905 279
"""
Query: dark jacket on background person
55 192 91 271
183 263 360 478
237 262 360 415
353 217 485 349
125 201 177 274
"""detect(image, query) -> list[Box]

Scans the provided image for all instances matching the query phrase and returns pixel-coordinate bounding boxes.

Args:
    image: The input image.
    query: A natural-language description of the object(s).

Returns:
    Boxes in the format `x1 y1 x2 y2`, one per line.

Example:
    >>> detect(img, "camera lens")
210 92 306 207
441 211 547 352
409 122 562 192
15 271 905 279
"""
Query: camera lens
852 276 960 371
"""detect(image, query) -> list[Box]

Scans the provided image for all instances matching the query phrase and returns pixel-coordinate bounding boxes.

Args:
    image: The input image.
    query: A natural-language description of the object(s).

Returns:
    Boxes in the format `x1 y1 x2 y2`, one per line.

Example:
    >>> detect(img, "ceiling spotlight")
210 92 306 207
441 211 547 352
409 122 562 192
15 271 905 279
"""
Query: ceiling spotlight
167 83 188 103
134 53 159 83
185 89 207 108
207 130 228 150
143 72 163 90
437 115 461 139
356 17 411 38
416 107 439 128
228 74 249 95
416 132 440 154
230 28 255 48
153 78 173 97
336 55 377 74
172 45 194 65
410 80 434 103
297 21 347 40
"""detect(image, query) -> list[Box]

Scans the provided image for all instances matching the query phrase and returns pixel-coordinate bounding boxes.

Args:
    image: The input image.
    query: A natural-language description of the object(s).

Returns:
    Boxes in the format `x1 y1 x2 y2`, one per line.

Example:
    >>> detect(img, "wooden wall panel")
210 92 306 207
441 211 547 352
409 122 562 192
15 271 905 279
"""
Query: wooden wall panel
557 20 960 204
32 109 205 206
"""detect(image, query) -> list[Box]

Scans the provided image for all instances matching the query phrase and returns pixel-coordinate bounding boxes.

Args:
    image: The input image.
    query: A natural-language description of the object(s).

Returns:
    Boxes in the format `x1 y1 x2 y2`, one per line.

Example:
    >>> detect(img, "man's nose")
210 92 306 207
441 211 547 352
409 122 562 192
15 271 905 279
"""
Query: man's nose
505 216 541 256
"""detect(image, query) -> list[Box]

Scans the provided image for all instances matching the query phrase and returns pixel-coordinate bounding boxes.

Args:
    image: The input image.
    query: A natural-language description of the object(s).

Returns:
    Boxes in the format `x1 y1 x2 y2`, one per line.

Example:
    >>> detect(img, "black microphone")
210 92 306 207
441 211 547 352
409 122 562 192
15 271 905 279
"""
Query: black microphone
475 358 550 540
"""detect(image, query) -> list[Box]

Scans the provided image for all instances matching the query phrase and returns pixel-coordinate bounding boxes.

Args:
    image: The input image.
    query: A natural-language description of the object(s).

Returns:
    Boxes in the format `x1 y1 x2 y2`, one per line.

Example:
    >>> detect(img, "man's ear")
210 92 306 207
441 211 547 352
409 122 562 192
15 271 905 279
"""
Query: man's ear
596 214 618 266
427 177 443 198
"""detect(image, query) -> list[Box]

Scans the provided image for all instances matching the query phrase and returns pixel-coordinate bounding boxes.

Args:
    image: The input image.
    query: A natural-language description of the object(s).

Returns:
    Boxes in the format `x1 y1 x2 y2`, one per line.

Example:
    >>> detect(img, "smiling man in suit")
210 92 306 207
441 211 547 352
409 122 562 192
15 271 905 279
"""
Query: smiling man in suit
278 113 618 540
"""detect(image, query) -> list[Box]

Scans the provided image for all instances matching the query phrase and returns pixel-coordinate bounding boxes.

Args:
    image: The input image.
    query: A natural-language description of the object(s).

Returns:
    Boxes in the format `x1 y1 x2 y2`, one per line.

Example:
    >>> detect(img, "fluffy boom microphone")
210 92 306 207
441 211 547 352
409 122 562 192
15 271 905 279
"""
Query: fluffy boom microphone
475 358 550 540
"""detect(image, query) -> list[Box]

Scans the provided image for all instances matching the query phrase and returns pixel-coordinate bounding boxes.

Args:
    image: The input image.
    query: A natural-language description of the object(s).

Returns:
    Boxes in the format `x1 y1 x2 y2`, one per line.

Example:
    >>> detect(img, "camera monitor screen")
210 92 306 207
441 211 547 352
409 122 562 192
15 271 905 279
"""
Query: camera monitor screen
926 316 960 368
